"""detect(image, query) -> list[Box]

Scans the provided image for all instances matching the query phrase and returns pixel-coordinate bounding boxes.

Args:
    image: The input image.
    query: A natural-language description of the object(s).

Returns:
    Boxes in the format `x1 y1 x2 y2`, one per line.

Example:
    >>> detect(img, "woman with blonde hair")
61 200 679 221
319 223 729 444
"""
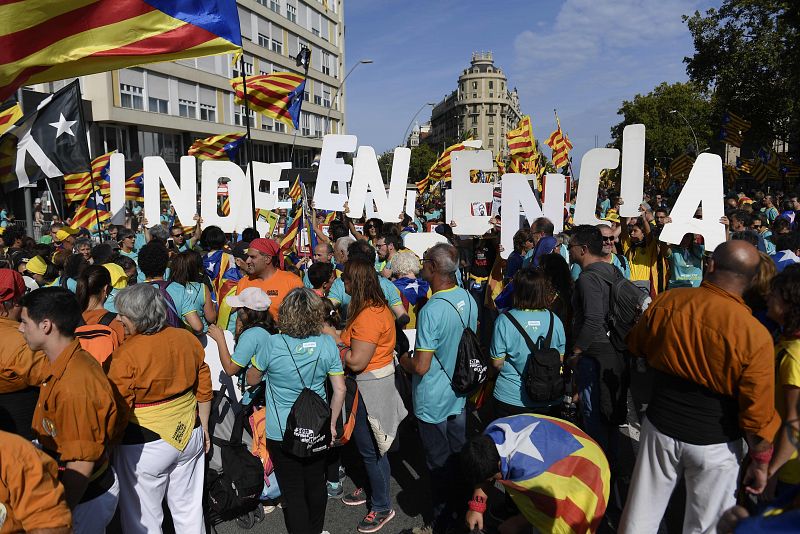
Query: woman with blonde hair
390 250 429 328
246 287 345 534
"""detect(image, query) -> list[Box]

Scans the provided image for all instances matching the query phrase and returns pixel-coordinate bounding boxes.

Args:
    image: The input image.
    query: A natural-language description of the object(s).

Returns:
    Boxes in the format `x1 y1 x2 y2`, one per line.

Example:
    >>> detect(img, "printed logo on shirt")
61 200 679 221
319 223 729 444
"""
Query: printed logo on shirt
302 342 317 349
41 418 57 438
266 290 279 297
456 300 466 312
527 321 541 327
0 502 6 528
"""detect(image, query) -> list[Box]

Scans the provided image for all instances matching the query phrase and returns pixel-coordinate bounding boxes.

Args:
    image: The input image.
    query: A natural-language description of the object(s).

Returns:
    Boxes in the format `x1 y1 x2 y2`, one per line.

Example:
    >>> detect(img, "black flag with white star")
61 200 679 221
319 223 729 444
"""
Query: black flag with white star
0 80 90 192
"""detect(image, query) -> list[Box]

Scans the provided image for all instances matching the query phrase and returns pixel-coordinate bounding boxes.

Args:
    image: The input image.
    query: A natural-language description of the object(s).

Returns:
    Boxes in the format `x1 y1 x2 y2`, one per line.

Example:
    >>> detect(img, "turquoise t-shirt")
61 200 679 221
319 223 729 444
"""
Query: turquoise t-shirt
144 280 195 322
232 326 271 369
104 289 118 313
413 286 478 424
119 249 138 263
328 276 401 317
183 281 208 330
667 245 704 288
765 206 779 224
570 255 629 281
599 198 611 218
491 310 566 408
251 333 343 441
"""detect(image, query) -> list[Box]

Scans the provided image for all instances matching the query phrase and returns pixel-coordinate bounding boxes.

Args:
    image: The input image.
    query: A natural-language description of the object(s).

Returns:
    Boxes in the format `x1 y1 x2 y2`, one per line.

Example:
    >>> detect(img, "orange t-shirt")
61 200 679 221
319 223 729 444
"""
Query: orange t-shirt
0 318 47 393
0 430 72 533
236 270 304 320
341 304 396 374
82 309 126 342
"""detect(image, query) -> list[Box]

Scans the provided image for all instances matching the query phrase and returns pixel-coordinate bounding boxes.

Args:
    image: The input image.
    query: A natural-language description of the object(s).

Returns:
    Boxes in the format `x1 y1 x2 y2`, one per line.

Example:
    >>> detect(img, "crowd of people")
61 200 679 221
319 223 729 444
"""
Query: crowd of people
0 185 799 534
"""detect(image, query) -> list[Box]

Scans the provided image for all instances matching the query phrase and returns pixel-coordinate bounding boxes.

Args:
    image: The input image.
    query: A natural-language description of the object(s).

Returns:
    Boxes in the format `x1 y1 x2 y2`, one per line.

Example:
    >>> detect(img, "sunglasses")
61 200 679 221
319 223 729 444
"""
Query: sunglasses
602 236 616 242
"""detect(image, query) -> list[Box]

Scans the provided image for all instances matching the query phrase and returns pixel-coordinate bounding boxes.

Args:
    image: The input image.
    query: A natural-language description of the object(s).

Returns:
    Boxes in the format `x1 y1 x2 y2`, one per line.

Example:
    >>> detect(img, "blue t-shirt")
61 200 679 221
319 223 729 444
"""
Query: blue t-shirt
599 198 611 218
251 333 343 441
328 276 402 316
119 249 138 263
667 245 704 288
232 326 271 369
145 280 196 323
570 254 629 281
104 289 118 313
414 286 478 424
491 310 566 408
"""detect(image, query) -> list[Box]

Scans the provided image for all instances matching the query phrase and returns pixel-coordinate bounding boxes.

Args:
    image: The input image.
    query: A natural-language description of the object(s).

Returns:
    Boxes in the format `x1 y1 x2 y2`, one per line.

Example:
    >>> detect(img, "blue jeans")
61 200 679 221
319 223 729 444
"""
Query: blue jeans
576 355 619 468
417 408 468 532
352 391 392 512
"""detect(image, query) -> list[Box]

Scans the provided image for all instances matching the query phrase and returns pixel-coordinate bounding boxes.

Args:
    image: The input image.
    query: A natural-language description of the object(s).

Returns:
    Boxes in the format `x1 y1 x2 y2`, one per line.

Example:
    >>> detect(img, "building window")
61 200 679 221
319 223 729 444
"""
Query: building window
274 121 286 133
148 97 168 114
303 89 310 102
472 93 477 99
321 52 331 75
270 0 280 12
314 94 321 105
489 127 494 135
232 60 253 78
234 105 255 127
472 116 478 126
472 81 477 90
322 86 331 107
200 103 216 122
488 116 494 124
489 81 494 89
312 27 320 36
178 99 196 118
258 33 269 48
100 126 131 157
271 39 283 55
138 131 183 163
489 138 494 147
120 84 144 110
301 113 310 136
286 4 297 22
256 0 268 6
262 117 273 131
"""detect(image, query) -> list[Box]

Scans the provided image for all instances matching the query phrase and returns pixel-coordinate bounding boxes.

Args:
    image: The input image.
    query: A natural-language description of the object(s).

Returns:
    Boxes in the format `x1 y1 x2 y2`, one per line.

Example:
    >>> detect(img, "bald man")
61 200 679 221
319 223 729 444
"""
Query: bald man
620 241 780 533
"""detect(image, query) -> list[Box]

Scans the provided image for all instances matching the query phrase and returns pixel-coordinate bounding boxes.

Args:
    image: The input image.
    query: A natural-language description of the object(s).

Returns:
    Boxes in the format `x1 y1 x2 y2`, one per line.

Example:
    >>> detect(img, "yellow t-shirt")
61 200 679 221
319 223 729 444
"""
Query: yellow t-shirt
621 236 658 284
775 338 800 484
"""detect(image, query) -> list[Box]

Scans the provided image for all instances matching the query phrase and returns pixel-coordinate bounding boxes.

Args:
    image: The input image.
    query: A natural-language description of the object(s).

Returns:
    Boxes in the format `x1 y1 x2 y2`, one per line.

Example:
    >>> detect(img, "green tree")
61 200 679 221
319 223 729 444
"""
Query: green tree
684 1 799 155
376 144 439 184
610 82 714 164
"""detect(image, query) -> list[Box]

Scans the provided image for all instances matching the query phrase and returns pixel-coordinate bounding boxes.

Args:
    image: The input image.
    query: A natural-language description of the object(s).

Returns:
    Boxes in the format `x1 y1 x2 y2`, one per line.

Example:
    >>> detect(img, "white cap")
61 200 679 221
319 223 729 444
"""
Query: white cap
225 287 271 311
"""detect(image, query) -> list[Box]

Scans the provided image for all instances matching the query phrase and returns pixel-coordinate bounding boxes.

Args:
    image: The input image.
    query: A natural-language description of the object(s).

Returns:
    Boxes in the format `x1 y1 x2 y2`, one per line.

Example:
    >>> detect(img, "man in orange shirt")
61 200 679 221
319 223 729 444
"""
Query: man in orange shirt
236 238 303 320
0 430 72 533
0 269 46 439
620 241 780 533
19 287 120 533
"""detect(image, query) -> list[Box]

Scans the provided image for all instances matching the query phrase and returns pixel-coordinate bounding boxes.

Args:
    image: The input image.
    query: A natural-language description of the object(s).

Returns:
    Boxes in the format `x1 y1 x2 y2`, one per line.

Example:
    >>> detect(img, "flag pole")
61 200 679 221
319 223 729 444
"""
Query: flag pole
289 46 312 164
239 53 258 230
74 82 104 241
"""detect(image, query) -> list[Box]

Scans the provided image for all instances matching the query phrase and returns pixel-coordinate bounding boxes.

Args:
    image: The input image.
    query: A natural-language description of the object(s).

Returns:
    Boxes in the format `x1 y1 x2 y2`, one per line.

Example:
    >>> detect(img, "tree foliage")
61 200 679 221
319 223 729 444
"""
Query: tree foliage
610 82 714 164
376 143 439 184
684 1 799 155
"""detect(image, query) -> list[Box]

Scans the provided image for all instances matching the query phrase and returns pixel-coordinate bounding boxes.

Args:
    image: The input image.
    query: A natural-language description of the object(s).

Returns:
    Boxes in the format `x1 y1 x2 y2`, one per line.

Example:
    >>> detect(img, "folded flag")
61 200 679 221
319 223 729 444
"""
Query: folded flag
393 277 429 306
231 72 305 129
0 80 90 192
0 0 242 101
485 414 610 534
188 133 245 160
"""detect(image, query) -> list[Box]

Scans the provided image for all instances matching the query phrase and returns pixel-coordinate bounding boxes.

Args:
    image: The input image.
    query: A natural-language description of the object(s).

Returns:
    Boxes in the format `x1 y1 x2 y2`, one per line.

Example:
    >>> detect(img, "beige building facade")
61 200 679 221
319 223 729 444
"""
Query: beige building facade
29 0 346 173
427 52 522 159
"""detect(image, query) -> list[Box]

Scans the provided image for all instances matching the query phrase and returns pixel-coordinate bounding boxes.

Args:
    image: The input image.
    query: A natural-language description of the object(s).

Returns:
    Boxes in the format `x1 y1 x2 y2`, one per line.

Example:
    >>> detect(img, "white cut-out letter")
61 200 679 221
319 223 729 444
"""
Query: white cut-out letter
144 156 196 226
451 150 493 235
313 134 357 211
499 173 566 259
619 124 645 217
573 148 620 226
348 146 408 222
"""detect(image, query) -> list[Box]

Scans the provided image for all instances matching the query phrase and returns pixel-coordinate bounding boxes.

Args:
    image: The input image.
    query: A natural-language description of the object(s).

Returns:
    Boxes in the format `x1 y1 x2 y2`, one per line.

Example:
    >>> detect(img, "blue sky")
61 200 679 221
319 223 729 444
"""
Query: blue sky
342 0 719 171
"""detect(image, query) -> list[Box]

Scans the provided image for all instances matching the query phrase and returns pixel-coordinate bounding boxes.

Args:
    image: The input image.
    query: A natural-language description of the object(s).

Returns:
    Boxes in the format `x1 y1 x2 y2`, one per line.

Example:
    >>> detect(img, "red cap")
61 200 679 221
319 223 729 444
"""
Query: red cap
0 269 25 303
248 238 284 269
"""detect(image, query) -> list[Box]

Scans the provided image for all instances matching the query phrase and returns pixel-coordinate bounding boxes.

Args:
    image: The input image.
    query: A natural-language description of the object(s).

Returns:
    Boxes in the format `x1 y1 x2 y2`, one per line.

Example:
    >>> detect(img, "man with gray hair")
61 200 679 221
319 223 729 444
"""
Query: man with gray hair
334 236 355 268
399 242 478 534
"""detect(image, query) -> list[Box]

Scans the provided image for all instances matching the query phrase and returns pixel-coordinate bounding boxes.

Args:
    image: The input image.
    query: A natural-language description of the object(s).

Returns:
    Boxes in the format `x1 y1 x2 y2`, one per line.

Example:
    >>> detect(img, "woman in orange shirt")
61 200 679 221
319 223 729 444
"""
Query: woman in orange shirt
333 257 406 533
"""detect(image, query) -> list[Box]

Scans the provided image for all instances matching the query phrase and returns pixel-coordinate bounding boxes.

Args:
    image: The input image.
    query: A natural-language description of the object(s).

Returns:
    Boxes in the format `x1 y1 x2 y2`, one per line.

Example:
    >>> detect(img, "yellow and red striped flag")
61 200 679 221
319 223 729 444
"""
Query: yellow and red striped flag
126 170 143 202
416 175 430 194
546 116 573 170
668 153 695 182
188 133 245 160
0 0 243 101
720 111 751 148
70 192 109 231
507 115 538 160
231 72 306 129
423 138 477 187
220 196 231 216
64 172 92 203
0 99 22 135
288 174 302 203
279 214 301 253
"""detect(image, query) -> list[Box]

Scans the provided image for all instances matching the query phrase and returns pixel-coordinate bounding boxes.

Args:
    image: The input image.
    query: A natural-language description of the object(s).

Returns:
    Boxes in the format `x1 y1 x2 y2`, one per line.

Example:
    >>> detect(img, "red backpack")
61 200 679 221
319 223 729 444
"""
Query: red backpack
76 312 121 369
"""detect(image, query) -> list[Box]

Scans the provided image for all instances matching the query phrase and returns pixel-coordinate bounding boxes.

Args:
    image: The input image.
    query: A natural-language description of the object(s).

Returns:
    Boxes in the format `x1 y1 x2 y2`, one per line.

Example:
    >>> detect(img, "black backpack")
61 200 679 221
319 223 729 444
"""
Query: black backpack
268 337 331 457
207 393 263 518
586 267 651 351
433 297 489 396
503 311 564 403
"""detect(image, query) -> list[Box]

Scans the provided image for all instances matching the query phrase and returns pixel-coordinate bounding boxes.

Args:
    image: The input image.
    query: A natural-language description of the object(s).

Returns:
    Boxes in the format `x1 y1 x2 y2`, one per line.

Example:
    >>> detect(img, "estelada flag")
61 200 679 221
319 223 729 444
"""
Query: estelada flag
0 80 90 192
231 72 305 130
485 414 610 534
188 133 245 160
0 0 243 101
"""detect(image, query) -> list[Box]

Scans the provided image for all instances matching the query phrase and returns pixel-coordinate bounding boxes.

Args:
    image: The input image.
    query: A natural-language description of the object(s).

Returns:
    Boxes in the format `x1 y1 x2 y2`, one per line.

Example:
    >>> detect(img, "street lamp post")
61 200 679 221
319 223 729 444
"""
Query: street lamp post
400 102 436 148
670 109 700 155
326 59 373 135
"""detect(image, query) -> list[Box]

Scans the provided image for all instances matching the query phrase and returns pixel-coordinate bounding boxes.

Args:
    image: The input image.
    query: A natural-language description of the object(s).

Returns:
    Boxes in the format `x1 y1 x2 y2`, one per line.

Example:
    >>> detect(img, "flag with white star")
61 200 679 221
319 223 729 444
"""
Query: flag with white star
0 80 90 192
